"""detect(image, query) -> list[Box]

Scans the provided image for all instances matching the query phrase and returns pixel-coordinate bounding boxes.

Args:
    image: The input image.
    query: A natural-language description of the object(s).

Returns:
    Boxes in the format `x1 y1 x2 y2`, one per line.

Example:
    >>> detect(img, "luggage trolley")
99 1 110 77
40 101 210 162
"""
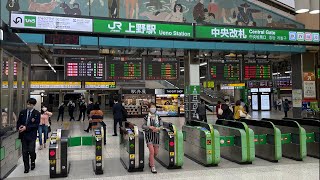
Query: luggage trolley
120 122 144 172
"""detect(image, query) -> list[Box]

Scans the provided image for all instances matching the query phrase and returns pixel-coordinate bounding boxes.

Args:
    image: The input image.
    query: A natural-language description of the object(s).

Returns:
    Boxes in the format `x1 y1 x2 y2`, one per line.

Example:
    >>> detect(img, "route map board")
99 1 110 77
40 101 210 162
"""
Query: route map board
106 56 142 80
145 57 179 80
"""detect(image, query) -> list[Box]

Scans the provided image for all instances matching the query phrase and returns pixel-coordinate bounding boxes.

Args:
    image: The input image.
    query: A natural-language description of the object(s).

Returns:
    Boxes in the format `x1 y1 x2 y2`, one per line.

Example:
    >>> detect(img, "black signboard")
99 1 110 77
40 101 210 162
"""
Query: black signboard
207 59 240 81
244 58 272 80
122 89 155 94
64 57 105 81
45 34 79 45
145 57 179 80
248 80 273 88
106 56 143 80
53 49 99 57
165 89 184 94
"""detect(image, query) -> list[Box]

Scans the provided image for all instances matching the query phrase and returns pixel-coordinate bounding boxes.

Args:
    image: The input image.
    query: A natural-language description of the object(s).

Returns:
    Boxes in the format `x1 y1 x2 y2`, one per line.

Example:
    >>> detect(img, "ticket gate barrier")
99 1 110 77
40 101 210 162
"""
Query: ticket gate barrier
182 120 220 166
49 129 69 178
216 120 255 163
92 127 104 175
240 119 282 162
283 118 320 159
120 122 144 172
262 118 307 161
156 122 184 169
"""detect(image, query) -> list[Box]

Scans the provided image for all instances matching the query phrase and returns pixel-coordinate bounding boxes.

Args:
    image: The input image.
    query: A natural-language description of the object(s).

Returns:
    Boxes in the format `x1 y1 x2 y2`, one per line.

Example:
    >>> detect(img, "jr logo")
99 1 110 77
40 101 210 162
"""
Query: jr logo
24 16 36 27
108 22 122 32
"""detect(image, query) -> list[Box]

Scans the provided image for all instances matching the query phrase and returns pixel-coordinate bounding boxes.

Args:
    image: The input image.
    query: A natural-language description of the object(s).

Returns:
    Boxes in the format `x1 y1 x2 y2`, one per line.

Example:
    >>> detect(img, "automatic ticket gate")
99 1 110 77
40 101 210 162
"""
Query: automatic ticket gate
49 129 69 178
240 119 282 162
284 118 319 159
262 118 307 161
182 120 220 166
92 127 104 175
156 122 184 169
120 122 144 172
214 120 255 164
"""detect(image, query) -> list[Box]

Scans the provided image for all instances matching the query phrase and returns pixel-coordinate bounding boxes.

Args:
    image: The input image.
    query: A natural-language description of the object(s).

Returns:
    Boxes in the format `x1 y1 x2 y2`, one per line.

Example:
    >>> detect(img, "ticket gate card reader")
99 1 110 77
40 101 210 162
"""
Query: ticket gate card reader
49 129 69 178
93 128 104 175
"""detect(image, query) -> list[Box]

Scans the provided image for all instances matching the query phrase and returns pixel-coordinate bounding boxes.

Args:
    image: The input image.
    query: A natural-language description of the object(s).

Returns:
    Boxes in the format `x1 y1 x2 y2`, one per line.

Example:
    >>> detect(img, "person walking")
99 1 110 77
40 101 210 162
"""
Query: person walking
57 102 65 122
277 98 282 111
112 98 123 136
84 103 106 145
283 99 290 118
16 98 40 173
234 100 247 120
67 100 75 121
86 99 94 120
38 106 52 150
197 100 207 122
142 103 163 174
78 99 87 121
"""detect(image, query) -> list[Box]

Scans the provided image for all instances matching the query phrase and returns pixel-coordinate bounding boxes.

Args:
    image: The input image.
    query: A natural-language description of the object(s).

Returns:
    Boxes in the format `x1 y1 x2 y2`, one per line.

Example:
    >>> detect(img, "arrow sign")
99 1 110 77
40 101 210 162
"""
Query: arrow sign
13 17 22 24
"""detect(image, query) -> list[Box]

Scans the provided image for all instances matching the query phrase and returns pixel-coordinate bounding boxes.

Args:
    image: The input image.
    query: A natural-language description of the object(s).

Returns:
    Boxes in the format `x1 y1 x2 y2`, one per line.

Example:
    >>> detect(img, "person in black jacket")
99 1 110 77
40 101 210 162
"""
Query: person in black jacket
78 99 87 121
16 98 40 174
86 98 94 120
67 100 75 121
112 98 123 136
57 102 65 122
221 103 234 120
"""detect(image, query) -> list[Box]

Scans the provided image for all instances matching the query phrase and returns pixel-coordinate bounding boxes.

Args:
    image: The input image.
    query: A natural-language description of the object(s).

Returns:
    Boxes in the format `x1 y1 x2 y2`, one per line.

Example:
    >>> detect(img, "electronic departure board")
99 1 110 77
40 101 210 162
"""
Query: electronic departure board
45 34 79 45
64 57 105 81
207 59 240 81
2 61 17 76
145 57 179 80
244 58 271 80
106 56 142 80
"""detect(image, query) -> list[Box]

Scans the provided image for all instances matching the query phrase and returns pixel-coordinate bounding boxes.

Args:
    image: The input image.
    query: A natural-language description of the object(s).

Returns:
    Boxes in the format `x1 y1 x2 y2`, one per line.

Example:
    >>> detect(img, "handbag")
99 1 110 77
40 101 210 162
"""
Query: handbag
239 110 246 118
218 108 223 115
121 106 128 119
245 114 252 119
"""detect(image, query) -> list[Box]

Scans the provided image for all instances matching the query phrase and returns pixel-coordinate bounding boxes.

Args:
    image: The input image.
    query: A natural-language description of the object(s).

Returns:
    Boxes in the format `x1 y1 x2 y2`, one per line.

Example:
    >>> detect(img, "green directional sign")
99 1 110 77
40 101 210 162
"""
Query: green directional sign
195 25 320 44
93 19 193 38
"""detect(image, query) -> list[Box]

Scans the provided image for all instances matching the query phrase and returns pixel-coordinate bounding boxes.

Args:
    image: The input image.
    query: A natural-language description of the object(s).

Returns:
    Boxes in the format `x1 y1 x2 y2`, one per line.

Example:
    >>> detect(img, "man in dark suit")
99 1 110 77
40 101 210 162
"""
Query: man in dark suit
16 98 40 173
112 98 123 136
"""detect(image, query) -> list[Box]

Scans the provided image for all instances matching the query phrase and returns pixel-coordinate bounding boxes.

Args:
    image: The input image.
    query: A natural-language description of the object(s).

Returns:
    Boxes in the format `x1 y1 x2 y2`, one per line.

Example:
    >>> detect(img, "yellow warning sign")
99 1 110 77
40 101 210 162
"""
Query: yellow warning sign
207 150 212 154
96 156 102 161
170 152 175 156
50 160 56 165
130 154 135 159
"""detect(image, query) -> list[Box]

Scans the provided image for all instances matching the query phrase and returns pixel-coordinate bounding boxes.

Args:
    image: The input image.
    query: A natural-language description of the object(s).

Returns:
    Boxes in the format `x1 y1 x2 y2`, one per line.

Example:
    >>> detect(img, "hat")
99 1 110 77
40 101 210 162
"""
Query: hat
240 3 250 8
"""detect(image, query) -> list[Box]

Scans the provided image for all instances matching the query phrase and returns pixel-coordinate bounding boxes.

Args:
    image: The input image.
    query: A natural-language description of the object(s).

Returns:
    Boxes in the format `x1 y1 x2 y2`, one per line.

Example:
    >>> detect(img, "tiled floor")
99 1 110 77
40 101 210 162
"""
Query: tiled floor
6 110 319 180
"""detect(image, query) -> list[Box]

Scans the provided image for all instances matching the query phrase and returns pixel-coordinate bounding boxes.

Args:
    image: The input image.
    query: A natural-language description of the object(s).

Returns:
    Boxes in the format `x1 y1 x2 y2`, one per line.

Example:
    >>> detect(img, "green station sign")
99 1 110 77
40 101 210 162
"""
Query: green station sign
93 19 193 39
195 26 320 44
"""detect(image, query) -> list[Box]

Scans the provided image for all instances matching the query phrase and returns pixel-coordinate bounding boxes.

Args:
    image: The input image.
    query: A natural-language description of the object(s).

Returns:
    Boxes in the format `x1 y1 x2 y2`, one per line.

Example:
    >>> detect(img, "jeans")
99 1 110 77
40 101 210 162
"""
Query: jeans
38 125 48 145
22 139 36 170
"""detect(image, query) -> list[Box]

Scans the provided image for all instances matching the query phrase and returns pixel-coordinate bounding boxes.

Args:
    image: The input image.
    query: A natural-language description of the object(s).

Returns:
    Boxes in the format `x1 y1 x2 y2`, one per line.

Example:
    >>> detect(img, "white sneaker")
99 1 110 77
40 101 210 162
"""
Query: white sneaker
151 166 157 174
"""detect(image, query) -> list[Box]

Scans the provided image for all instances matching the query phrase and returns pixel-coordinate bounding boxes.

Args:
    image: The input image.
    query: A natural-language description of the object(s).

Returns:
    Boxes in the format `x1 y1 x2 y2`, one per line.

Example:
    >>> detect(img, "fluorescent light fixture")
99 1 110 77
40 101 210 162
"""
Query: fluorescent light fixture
285 71 292 74
310 0 320 14
44 59 48 64
180 68 185 72
200 62 207 66
295 0 310 13
48 64 52 68
200 76 205 79
272 72 280 75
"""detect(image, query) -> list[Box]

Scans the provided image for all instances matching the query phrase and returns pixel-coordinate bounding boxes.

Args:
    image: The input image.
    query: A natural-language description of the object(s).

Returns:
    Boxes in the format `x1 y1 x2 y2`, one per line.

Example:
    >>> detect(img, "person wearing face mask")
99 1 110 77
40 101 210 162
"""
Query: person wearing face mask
142 103 163 173
112 98 123 136
38 106 52 150
16 98 40 173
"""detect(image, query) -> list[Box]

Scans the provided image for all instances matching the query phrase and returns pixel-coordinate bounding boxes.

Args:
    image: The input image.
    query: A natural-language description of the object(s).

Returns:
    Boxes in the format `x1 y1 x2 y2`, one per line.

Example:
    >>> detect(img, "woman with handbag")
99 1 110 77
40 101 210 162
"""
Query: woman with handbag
234 100 248 120
38 106 52 150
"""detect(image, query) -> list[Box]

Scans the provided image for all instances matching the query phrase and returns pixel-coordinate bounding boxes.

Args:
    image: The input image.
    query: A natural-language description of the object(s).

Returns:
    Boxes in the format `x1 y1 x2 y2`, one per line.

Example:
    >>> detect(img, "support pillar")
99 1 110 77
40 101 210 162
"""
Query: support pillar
234 89 241 102
59 91 64 104
291 54 303 118
184 50 200 124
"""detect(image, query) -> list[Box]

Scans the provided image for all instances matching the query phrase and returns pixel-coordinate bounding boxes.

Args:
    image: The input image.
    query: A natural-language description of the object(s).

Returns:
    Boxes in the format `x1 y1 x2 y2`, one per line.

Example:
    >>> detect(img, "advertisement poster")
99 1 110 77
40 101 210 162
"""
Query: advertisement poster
292 89 303 107
260 95 270 110
303 81 316 99
252 95 258 111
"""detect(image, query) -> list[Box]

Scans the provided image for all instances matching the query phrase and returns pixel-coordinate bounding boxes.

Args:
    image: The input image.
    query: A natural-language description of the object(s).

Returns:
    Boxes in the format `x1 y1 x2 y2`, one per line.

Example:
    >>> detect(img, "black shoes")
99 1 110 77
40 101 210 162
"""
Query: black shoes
84 129 89 133
31 162 35 170
24 169 29 173
112 134 117 136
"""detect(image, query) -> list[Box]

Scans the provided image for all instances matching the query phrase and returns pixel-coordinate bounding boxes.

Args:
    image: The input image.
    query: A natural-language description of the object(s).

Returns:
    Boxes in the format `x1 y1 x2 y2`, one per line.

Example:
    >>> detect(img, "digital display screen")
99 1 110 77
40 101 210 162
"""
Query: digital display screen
260 95 270 110
2 61 17 76
145 57 179 80
65 57 105 81
45 34 79 45
106 56 142 80
207 59 240 81
252 95 259 110
244 58 271 80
